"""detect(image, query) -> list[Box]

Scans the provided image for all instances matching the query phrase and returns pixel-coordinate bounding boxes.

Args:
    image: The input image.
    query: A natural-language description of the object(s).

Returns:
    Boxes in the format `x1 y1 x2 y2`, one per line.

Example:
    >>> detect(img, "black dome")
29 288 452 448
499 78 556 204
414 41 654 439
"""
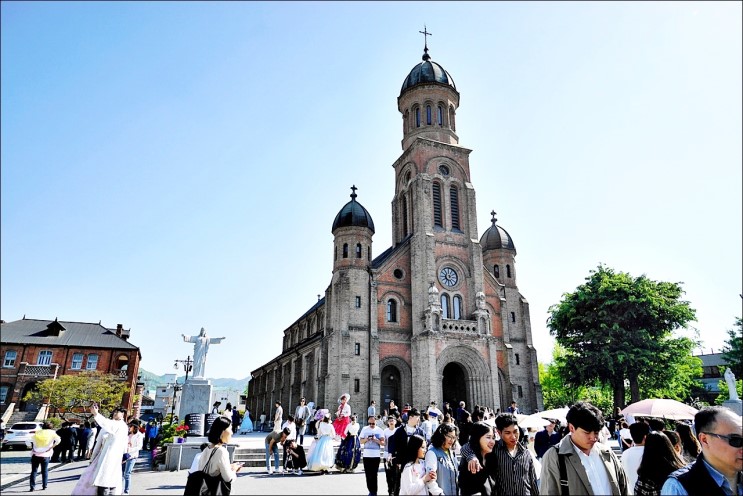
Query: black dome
332 187 375 233
480 212 516 253
400 49 456 95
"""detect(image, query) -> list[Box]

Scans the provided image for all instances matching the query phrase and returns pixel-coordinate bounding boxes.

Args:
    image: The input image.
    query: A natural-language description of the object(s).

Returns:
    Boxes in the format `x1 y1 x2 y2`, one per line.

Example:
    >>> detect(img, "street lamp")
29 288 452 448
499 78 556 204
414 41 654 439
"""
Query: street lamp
169 383 182 424
174 356 194 383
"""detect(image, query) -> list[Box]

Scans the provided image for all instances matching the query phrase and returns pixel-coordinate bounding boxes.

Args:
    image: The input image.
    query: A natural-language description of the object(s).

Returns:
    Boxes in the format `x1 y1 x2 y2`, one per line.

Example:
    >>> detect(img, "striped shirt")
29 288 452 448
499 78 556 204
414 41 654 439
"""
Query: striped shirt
461 439 539 496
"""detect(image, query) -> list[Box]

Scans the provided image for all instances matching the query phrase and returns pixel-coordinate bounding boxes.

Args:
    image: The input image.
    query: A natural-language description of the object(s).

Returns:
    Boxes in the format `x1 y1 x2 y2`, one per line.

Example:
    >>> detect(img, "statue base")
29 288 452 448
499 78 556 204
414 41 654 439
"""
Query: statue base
722 399 742 415
178 378 212 419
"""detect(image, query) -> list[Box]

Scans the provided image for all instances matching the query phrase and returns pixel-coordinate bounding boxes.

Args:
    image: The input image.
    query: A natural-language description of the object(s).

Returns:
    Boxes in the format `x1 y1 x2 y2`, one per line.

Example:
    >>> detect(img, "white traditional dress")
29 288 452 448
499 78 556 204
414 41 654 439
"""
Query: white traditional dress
73 413 128 494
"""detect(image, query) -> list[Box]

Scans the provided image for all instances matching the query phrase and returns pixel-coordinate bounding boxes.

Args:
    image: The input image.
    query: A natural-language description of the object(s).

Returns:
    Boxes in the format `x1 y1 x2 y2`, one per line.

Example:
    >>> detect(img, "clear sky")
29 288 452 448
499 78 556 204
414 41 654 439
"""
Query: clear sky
2 2 741 381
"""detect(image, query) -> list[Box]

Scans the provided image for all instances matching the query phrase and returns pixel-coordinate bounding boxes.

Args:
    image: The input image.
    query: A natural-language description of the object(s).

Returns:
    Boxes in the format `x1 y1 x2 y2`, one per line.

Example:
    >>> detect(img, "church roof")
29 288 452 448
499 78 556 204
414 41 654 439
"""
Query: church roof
480 211 517 253
0 318 139 350
400 47 456 96
331 186 375 233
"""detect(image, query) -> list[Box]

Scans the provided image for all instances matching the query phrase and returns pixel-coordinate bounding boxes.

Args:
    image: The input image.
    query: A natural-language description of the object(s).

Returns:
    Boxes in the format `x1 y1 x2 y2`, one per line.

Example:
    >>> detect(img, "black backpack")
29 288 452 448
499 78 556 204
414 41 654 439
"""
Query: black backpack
184 447 232 496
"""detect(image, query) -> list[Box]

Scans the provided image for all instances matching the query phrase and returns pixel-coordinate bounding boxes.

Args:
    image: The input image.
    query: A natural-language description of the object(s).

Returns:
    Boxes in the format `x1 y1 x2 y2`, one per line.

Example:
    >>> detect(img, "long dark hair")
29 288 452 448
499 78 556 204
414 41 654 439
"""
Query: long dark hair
675 422 700 459
636 431 686 487
402 434 426 466
207 416 231 445
466 422 494 463
430 423 457 449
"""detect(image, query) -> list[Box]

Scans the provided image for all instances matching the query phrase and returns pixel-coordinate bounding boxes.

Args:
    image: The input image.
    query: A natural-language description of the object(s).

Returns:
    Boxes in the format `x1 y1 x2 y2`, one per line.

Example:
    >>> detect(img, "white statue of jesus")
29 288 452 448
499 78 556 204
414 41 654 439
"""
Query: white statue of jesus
181 327 225 379
724 367 739 401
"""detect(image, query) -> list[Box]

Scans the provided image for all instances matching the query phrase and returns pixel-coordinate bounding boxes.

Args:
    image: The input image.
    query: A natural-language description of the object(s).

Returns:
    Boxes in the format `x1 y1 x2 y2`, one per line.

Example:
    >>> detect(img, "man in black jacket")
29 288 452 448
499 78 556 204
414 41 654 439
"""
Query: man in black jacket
389 408 425 496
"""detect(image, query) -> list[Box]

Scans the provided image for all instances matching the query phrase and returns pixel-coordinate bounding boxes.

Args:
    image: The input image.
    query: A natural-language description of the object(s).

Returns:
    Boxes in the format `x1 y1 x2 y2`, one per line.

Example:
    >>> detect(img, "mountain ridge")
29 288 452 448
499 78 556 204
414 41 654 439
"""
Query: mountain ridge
138 368 249 394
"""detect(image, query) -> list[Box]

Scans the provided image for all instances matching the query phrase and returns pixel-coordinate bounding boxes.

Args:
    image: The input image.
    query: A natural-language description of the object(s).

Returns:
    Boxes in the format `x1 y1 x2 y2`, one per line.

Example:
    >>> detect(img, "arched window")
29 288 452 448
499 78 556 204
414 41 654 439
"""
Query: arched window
343 243 349 258
415 107 421 128
335 246 338 261
441 294 450 319
356 243 362 258
432 183 443 228
449 105 456 131
453 295 462 320
403 110 409 132
515 353 520 365
438 105 444 125
402 195 409 236
506 264 512 278
450 186 460 231
426 105 432 125
386 300 397 322
494 264 500 278
511 312 516 323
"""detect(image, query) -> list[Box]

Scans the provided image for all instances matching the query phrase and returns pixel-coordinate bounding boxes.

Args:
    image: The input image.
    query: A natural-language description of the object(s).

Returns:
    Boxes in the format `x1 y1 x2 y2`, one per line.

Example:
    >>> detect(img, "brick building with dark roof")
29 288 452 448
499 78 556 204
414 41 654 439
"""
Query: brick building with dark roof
0 318 142 419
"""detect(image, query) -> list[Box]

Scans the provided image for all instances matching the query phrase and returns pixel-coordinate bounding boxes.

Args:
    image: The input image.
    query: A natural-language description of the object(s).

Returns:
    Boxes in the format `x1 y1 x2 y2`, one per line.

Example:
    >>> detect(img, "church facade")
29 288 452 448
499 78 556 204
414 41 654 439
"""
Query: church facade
247 44 543 419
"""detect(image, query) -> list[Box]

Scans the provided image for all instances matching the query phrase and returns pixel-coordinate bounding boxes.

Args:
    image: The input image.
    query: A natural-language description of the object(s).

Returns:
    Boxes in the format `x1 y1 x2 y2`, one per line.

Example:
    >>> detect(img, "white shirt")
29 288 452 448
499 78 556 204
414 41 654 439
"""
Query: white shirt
400 459 428 495
383 427 396 458
421 419 434 442
359 425 385 458
345 422 360 436
198 445 235 482
571 439 613 496
188 451 204 474
281 421 296 440
126 431 144 457
621 445 644 495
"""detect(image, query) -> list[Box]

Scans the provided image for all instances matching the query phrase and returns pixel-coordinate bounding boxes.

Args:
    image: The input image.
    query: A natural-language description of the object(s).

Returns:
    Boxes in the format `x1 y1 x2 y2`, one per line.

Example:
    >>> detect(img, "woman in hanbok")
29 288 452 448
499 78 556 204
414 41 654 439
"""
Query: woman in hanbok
239 408 254 434
335 415 362 473
332 394 352 440
306 414 335 473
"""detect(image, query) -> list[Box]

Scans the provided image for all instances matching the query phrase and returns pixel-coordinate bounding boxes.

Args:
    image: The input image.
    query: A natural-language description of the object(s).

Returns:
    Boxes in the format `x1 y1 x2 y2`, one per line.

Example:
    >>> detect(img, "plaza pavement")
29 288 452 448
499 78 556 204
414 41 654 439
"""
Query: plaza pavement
1 431 389 495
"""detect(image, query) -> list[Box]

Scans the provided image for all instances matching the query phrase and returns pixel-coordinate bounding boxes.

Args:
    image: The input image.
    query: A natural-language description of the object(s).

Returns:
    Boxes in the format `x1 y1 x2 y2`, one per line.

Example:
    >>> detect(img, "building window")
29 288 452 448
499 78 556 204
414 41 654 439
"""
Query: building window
426 105 432 125
515 353 520 365
386 300 398 322
506 264 512 278
354 343 361 356
37 351 52 366
453 295 462 320
518 385 523 398
356 243 362 258
86 354 99 370
354 378 360 393
415 107 420 128
494 265 500 278
343 243 349 258
355 296 361 308
449 105 456 131
450 186 460 231
71 353 83 370
3 350 17 368
432 182 443 228
402 195 409 237
0 385 8 403
393 269 404 279
511 312 516 323
441 294 450 319
438 105 444 125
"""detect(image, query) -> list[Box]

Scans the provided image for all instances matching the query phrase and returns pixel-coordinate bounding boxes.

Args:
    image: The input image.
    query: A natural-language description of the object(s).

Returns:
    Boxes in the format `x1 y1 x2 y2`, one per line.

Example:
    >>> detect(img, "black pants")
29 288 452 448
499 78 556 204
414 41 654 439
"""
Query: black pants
96 486 115 495
363 457 381 495
30 455 49 490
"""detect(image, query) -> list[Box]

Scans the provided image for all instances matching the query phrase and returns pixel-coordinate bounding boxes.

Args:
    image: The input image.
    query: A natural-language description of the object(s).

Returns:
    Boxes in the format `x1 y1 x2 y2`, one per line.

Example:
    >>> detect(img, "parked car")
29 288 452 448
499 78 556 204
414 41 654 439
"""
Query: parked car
0 422 43 450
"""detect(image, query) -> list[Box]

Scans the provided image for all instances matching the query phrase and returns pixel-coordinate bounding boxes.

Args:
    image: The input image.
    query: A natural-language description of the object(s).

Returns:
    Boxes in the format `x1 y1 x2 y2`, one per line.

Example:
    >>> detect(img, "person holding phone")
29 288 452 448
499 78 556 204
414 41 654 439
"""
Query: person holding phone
199 416 242 494
400 434 436 495
360 415 386 495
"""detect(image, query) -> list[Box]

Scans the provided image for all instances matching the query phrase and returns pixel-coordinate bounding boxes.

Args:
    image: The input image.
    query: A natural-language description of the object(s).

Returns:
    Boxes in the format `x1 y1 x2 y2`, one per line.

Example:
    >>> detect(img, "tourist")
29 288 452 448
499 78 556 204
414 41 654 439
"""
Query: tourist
231 406 241 434
283 438 307 475
368 400 377 419
145 420 159 451
540 401 628 495
662 430 685 460
619 420 633 452
383 416 398 495
442 402 453 419
211 401 221 415
534 418 561 459
294 398 310 445
634 431 686 496
281 415 297 469
122 422 144 495
427 401 443 428
507 401 521 414
306 413 335 473
456 401 470 426
187 443 209 474
675 422 701 462
258 412 267 432
399 434 435 495
264 427 290 475
662 406 742 495
27 421 61 492
360 415 385 496
197 416 242 492
457 422 496 495
420 412 434 444
86 420 98 459
622 421 650 495
388 400 400 419
424 423 459 496
391 409 426 496
77 421 93 461
336 415 362 473
239 408 253 434
458 412 473 447
74 405 129 495
333 394 352 440
273 401 283 432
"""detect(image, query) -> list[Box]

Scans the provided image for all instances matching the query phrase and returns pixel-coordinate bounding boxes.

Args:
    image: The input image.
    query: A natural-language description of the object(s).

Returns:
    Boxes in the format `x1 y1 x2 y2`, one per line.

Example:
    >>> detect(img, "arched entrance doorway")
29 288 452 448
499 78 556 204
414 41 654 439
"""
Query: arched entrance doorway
442 362 467 409
19 381 42 412
380 365 401 412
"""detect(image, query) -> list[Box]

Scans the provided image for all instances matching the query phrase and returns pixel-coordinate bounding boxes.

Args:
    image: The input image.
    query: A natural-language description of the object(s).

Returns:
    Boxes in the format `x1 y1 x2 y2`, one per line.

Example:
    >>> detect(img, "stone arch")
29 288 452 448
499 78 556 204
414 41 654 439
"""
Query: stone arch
436 345 494 409
19 380 42 412
379 356 412 411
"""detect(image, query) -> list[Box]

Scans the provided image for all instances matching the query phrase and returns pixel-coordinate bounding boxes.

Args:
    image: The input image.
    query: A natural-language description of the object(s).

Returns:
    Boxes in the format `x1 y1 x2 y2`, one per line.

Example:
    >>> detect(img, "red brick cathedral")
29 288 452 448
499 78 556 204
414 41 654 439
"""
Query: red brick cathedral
247 43 542 417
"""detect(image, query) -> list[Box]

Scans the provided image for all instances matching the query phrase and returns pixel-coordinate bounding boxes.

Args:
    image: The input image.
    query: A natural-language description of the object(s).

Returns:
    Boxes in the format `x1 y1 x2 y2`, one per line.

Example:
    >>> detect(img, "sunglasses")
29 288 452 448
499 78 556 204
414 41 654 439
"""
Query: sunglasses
702 432 743 448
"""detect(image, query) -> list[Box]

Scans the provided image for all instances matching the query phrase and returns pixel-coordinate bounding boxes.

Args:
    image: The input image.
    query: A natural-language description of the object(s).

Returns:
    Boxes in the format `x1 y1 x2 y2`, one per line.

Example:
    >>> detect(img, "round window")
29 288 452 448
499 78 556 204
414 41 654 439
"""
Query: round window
438 165 450 176
393 269 404 280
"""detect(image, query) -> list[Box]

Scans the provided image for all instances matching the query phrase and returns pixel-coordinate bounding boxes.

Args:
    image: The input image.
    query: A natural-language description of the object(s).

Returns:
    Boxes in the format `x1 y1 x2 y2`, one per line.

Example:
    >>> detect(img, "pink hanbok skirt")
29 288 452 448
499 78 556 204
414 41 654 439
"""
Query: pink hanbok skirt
333 416 350 439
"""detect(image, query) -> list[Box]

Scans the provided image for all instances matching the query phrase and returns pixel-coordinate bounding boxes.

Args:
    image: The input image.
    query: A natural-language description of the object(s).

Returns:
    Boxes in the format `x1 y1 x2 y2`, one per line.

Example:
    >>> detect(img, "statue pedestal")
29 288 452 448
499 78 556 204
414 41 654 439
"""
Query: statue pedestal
178 379 212 419
722 399 742 415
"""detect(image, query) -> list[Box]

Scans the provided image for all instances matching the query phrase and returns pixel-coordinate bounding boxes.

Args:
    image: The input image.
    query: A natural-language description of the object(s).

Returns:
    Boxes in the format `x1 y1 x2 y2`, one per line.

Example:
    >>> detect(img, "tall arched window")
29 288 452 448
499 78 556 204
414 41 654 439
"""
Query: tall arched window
403 110 409 132
386 300 397 322
415 107 421 128
494 264 500 278
450 186 460 231
441 294 450 319
402 195 409 236
449 105 456 131
426 105 432 125
432 183 443 228
343 243 349 258
335 246 338 261
506 264 512 278
437 105 444 125
356 243 362 258
453 295 462 320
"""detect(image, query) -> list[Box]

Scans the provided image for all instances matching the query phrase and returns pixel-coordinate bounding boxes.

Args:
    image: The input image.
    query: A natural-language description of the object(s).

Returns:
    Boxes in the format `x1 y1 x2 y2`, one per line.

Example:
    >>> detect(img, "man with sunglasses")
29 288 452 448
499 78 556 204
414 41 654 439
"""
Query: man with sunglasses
662 406 742 495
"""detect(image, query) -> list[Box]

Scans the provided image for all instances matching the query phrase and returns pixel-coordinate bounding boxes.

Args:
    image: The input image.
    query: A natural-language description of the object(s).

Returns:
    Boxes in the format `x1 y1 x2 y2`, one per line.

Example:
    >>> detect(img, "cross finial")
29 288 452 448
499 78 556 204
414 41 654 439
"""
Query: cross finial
490 210 497 225
419 25 432 60
350 184 358 200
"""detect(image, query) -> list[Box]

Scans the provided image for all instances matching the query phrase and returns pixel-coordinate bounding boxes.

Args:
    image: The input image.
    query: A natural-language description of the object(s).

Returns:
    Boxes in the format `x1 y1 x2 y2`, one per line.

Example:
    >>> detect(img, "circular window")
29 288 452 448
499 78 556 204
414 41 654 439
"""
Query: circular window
438 267 458 287
438 165 450 176
393 269 404 280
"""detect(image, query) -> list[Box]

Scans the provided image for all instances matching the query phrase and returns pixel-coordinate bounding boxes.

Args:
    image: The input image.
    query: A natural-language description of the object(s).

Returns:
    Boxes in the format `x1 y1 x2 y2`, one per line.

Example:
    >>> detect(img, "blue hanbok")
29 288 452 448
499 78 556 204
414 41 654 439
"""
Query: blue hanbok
239 410 253 434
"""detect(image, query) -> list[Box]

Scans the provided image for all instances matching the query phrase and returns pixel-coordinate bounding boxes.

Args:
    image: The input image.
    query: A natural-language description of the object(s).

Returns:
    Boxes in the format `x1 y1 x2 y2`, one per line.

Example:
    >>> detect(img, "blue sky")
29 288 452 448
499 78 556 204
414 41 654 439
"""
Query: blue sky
2 2 741 382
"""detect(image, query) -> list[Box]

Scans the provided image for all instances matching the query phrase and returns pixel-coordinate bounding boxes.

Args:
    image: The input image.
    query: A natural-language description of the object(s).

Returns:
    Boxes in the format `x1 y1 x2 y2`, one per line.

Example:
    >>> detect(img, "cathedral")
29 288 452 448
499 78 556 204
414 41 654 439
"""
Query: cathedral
246 41 543 418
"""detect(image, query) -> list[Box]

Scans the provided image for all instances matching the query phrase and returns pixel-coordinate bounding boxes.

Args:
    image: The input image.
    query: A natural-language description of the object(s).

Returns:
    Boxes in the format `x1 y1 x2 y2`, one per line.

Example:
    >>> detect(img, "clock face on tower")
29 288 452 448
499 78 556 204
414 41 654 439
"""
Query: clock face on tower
439 267 458 287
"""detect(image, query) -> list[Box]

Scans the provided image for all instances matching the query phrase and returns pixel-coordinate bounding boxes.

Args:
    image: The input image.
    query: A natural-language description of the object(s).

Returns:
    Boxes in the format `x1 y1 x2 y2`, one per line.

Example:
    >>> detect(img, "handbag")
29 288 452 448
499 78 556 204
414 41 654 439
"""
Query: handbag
184 446 232 496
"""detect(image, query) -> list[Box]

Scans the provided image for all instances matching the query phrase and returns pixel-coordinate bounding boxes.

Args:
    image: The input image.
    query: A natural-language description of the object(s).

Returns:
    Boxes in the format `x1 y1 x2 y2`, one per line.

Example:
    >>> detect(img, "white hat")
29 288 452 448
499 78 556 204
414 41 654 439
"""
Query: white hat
339 393 351 403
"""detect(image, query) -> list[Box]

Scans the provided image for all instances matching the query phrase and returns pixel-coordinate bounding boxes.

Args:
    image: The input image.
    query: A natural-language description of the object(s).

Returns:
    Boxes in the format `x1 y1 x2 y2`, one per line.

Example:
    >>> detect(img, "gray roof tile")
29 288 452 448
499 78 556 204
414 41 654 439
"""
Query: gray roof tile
1 319 139 351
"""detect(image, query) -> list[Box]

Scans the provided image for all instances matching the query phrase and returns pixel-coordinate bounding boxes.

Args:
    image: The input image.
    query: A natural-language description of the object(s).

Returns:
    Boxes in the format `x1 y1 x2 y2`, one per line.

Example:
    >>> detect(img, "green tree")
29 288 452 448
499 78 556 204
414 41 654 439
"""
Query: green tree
24 371 130 420
722 317 743 378
547 265 697 410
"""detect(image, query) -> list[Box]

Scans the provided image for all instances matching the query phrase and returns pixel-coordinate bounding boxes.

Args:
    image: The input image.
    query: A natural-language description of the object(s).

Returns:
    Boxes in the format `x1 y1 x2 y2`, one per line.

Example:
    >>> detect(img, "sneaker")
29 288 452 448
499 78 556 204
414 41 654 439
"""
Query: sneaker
267 468 274 475
297 469 303 475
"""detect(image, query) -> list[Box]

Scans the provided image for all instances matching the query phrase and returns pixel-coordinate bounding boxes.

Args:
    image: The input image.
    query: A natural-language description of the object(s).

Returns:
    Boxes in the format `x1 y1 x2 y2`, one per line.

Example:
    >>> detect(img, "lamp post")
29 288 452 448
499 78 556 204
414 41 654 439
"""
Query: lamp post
174 356 194 383
169 383 182 424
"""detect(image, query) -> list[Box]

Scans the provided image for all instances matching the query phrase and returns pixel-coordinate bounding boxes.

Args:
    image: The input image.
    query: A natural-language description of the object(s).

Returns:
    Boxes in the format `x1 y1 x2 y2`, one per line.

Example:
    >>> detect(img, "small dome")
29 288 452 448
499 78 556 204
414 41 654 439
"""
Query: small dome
400 48 456 95
480 211 516 253
332 186 375 233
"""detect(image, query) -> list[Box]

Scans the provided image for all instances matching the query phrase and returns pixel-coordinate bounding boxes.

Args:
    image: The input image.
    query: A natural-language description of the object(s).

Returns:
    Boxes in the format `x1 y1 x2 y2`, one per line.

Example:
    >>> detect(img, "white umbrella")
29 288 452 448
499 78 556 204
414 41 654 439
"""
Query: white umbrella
518 413 552 429
621 399 698 420
536 408 570 424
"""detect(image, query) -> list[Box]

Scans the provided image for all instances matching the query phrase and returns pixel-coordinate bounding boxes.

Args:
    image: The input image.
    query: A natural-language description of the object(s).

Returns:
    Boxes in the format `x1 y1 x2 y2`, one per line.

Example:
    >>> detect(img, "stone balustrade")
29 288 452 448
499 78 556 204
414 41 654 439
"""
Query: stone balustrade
441 318 478 333
17 362 60 378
